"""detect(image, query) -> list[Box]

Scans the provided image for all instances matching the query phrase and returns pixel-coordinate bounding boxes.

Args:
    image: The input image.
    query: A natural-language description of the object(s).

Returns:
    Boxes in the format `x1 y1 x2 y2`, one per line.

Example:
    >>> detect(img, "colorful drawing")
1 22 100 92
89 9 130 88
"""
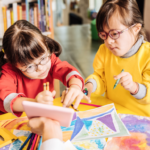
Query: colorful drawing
72 139 106 150
104 114 150 150
71 104 129 142
0 144 10 150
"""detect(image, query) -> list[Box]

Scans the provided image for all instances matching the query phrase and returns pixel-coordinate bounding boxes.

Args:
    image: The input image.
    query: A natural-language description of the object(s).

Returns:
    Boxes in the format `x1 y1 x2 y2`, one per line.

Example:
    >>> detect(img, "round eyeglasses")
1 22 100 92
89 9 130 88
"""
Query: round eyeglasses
98 24 136 40
20 54 51 73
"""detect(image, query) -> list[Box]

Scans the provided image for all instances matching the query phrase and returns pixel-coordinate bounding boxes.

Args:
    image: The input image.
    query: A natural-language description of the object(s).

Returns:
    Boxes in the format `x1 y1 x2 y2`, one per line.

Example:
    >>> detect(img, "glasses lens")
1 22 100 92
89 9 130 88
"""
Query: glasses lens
27 65 36 73
99 32 107 40
109 30 119 40
40 56 49 65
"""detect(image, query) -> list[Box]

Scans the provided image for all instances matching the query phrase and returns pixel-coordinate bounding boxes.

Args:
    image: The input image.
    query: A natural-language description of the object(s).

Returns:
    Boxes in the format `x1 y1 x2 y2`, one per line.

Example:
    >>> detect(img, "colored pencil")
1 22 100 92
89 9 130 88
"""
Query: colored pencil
43 82 49 91
27 133 35 150
113 69 124 89
30 134 38 150
80 102 102 107
19 133 32 150
37 136 42 150
33 135 40 150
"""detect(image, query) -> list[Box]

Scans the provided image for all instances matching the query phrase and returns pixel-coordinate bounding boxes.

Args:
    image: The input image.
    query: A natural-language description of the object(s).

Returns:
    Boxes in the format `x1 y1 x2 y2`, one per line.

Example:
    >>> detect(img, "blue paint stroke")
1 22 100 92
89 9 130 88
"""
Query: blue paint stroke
95 139 106 149
121 114 150 146
61 126 74 131
71 120 77 126
74 145 86 150
82 120 93 131
71 117 84 140
10 140 22 150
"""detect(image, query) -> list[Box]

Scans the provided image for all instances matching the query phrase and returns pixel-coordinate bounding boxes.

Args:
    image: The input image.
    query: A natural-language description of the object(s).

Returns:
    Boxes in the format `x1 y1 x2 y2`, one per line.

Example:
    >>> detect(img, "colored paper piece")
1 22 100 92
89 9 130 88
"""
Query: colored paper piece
13 130 31 137
0 128 18 148
96 114 116 132
105 112 130 138
0 144 10 150
71 104 129 142
104 114 150 150
9 139 22 150
72 113 77 121
72 138 107 150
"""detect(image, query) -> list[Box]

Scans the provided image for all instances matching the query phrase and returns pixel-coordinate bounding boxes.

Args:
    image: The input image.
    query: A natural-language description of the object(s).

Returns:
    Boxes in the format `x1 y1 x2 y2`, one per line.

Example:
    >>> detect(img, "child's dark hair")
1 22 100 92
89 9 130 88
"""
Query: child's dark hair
96 0 147 40
0 20 62 76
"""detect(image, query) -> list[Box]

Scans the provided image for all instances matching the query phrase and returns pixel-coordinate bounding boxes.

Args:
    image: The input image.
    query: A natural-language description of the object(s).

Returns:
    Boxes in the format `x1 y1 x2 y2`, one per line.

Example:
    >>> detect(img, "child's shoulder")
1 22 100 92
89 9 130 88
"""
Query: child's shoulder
140 41 150 54
96 43 110 56
2 63 20 74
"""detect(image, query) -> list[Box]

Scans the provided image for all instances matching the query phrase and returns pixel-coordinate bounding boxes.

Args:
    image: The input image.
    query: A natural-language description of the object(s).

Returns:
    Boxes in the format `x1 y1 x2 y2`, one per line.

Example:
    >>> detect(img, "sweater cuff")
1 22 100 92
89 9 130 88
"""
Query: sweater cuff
131 83 147 99
85 78 97 92
4 93 25 117
66 71 84 90
41 138 65 150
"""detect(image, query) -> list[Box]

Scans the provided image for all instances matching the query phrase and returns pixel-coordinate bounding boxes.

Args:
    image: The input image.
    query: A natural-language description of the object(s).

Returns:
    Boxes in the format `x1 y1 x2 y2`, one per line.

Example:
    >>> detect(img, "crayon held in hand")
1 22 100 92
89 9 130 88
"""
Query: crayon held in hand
113 69 124 89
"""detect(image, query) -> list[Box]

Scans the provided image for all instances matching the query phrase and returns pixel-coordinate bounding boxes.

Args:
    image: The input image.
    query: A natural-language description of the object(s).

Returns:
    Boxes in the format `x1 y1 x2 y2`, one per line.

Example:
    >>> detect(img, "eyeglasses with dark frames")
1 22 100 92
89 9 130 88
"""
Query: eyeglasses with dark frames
98 24 136 40
20 52 51 73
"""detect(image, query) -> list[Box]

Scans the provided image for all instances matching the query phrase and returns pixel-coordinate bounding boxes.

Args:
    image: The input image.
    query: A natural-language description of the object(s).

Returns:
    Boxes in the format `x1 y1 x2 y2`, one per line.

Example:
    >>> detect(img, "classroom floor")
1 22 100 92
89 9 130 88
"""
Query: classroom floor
54 24 103 93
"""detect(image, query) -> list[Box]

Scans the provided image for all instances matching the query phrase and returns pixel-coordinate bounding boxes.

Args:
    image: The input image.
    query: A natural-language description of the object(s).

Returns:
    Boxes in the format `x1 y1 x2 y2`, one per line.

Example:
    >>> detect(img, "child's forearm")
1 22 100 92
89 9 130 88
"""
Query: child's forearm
68 77 83 90
12 97 36 112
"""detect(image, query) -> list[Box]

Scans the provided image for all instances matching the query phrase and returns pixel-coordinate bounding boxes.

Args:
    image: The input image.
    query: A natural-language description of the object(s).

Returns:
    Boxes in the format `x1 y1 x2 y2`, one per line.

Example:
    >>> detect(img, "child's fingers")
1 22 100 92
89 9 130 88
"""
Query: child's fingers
61 90 66 103
74 94 83 109
114 72 127 80
118 75 129 84
63 90 74 107
67 92 78 107
83 95 91 103
52 90 56 97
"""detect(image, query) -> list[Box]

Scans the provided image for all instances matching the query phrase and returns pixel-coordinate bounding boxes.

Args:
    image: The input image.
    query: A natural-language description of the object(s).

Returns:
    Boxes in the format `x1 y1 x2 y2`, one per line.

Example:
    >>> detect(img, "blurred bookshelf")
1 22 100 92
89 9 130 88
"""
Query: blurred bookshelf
0 0 54 45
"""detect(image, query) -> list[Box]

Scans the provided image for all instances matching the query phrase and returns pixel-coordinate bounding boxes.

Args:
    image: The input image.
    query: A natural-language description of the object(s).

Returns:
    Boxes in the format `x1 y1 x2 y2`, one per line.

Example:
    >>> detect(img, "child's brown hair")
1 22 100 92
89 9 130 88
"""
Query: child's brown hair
0 20 62 76
96 0 147 40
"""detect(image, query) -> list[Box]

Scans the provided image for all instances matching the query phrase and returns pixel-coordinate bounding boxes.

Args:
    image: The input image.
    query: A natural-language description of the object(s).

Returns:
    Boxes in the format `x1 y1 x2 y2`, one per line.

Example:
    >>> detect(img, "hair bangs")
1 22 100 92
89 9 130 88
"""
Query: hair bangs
11 31 47 66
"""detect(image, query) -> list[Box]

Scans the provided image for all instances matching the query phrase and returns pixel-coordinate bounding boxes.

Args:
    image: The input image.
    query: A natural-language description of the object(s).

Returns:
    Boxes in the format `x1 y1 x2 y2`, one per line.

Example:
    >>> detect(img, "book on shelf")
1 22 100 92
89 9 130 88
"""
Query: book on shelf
0 0 52 37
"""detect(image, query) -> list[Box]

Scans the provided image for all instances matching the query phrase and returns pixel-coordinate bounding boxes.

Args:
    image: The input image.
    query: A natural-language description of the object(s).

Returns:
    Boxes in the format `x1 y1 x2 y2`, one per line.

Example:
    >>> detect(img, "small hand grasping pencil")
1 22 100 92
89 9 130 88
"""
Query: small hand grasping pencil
65 88 79 112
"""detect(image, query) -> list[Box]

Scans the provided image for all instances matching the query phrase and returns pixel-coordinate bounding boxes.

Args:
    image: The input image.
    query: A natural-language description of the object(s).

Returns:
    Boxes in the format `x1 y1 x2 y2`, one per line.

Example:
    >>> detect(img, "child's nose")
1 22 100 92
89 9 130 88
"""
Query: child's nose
106 35 115 44
37 64 44 71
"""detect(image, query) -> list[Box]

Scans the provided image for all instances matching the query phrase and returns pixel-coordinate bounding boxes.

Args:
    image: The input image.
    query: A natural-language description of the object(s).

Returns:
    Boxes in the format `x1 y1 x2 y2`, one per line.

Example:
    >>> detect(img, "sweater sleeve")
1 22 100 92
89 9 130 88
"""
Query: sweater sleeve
50 54 84 89
41 139 65 150
0 64 25 116
136 59 150 104
85 45 106 95
41 139 77 150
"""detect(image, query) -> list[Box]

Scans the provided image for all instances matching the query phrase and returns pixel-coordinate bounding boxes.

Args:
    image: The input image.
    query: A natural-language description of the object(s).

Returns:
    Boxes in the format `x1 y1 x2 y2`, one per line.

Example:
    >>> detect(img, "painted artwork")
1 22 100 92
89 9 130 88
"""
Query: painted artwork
72 139 106 150
0 144 11 150
70 104 130 142
104 114 150 150
62 113 107 150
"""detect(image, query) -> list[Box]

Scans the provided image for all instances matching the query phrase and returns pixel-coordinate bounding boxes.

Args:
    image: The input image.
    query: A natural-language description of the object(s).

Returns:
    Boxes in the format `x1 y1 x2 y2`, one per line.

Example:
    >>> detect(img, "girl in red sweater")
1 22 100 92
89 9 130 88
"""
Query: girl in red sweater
0 20 90 116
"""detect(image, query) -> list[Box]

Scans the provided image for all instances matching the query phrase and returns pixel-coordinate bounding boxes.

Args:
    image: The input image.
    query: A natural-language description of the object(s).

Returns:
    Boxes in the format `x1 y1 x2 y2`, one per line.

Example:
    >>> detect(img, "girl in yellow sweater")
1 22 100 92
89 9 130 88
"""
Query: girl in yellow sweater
84 0 150 116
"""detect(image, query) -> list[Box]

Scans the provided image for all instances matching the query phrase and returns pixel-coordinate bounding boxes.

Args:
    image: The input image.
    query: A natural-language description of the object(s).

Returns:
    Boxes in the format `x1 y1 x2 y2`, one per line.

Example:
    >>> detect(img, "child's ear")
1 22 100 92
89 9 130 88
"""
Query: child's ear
4 54 7 59
133 23 142 35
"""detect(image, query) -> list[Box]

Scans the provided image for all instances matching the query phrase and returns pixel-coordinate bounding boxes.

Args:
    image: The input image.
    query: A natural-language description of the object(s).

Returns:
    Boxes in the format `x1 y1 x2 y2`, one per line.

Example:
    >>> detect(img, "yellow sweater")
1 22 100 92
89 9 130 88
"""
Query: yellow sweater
85 42 150 116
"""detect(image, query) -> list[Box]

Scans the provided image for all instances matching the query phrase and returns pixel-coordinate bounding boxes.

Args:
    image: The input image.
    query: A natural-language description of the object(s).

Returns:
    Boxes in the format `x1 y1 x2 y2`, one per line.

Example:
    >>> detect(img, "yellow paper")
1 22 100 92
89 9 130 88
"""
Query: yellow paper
0 128 17 148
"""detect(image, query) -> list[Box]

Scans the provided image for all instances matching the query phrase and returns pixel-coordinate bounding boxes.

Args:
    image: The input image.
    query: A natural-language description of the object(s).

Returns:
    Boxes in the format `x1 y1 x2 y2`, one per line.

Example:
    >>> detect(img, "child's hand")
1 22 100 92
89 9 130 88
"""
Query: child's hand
61 85 91 109
84 82 93 98
114 72 138 94
35 90 56 105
